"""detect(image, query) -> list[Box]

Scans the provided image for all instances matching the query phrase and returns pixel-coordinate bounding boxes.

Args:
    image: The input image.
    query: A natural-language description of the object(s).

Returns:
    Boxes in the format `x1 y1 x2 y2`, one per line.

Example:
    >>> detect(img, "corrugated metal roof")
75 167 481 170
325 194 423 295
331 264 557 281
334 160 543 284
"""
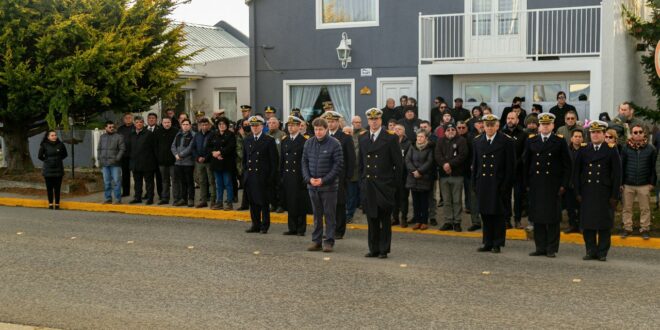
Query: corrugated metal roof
178 23 249 64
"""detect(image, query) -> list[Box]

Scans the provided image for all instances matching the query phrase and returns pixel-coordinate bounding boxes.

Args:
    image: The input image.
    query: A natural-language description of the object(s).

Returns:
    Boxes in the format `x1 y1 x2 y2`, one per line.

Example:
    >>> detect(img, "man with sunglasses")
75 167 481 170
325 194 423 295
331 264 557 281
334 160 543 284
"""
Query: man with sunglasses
620 124 656 240
549 91 577 131
430 97 447 129
556 110 580 145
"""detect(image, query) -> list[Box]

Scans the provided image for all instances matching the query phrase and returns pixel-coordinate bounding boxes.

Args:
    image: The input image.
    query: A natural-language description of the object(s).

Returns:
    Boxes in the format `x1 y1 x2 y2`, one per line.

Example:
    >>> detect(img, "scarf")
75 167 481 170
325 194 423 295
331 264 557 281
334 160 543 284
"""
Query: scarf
416 141 429 150
627 137 648 150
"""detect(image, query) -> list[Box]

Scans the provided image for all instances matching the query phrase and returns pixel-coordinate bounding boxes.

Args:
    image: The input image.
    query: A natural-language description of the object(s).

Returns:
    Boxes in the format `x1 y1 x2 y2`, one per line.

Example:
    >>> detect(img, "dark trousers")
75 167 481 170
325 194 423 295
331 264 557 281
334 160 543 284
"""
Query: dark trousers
463 175 471 212
534 223 560 253
393 185 409 221
309 189 337 246
159 165 174 202
174 165 194 203
121 158 131 196
412 190 430 224
583 229 611 258
346 180 360 220
44 176 63 204
154 167 162 198
133 170 154 201
249 203 270 232
335 203 347 237
563 188 580 228
287 213 307 234
481 214 506 248
505 182 524 223
240 188 249 209
367 206 393 255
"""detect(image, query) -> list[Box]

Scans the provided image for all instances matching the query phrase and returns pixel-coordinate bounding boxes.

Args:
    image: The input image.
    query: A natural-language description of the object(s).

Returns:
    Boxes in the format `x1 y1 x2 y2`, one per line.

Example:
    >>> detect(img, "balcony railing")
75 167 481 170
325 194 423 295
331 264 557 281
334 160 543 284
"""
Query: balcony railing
419 5 601 63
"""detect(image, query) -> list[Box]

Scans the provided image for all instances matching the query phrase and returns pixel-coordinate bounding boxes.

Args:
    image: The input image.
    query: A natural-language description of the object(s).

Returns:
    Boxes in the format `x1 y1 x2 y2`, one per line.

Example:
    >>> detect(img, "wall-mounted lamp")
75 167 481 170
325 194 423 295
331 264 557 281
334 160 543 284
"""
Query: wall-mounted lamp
336 32 352 69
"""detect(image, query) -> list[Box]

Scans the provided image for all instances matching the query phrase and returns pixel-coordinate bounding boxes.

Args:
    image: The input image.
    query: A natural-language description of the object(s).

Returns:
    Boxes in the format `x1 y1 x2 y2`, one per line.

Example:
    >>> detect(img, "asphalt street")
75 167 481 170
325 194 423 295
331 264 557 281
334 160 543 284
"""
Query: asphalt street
0 206 658 329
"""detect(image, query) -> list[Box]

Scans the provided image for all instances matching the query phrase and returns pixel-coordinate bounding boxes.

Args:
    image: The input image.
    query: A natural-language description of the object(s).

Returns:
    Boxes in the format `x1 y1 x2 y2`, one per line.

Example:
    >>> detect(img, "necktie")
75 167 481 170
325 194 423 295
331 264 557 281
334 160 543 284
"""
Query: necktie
255 135 259 141
543 136 547 143
595 145 599 151
371 133 376 142
488 139 492 145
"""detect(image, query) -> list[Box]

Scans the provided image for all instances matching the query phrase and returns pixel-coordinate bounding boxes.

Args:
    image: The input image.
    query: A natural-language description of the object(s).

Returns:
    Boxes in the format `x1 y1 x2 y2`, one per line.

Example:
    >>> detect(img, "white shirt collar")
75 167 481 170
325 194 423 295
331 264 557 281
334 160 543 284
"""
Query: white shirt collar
254 132 262 140
370 127 382 140
486 132 497 141
290 133 299 140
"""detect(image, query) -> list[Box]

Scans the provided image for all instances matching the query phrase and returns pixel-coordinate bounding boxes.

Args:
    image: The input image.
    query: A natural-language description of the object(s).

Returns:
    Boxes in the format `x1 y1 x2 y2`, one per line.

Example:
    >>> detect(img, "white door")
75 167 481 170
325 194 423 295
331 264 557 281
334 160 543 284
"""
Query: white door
466 0 526 60
377 78 417 109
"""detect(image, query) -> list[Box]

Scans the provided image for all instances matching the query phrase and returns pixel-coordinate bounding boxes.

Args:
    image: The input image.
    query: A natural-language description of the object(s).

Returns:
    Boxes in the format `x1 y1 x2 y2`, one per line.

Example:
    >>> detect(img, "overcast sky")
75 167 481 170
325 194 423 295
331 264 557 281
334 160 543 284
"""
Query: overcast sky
170 0 249 35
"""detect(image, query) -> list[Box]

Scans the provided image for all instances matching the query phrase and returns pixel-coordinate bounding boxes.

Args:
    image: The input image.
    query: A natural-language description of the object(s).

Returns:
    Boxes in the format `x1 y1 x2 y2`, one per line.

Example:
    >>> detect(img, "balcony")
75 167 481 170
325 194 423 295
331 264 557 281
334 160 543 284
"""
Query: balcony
419 5 601 63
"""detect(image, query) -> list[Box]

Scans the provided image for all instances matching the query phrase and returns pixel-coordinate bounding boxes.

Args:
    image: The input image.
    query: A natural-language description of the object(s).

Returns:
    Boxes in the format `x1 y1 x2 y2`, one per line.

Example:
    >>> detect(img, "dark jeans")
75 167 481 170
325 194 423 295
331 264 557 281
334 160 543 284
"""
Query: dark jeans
121 158 131 196
393 184 409 221
463 175 471 211
412 190 430 224
174 165 194 203
583 229 611 258
309 189 337 246
44 176 63 204
504 181 524 223
346 180 360 220
159 165 175 202
133 170 154 201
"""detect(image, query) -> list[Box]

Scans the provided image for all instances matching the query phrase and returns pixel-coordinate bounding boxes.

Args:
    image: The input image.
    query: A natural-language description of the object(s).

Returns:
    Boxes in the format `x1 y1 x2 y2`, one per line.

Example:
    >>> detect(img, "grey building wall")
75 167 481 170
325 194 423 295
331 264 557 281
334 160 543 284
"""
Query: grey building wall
250 0 603 120
430 75 454 106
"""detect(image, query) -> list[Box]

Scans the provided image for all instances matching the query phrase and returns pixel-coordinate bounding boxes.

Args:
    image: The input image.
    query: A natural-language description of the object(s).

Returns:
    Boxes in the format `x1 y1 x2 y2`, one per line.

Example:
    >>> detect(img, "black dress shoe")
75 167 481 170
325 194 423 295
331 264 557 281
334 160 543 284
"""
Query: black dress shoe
275 207 285 213
364 252 378 258
598 256 607 262
129 199 142 204
237 206 249 211
335 235 344 240
546 252 556 258
245 228 260 233
297 232 305 236
477 246 492 252
145 199 153 205
529 251 546 256
439 223 453 231
282 231 296 235
467 224 482 232
378 254 388 259
492 246 501 253
582 255 597 261
563 226 580 234
429 218 438 226
453 224 462 232
158 200 169 205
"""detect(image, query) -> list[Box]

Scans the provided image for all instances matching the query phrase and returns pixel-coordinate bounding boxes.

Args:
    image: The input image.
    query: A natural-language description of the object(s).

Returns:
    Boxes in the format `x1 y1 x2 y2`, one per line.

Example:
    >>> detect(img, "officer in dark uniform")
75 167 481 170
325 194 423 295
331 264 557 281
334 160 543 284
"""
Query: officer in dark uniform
523 113 571 258
471 114 515 253
573 120 621 261
359 108 403 259
235 105 252 129
321 111 356 240
263 106 283 133
284 108 303 134
281 115 309 236
243 115 279 234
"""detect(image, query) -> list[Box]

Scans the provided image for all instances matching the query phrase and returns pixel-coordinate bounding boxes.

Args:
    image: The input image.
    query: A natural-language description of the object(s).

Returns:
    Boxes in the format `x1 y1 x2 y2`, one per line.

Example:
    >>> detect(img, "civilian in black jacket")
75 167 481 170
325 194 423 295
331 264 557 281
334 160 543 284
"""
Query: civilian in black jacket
397 107 422 143
435 124 469 232
116 112 134 197
128 116 158 205
392 124 412 228
206 117 237 210
549 91 577 131
38 130 68 209
154 117 178 204
501 111 528 228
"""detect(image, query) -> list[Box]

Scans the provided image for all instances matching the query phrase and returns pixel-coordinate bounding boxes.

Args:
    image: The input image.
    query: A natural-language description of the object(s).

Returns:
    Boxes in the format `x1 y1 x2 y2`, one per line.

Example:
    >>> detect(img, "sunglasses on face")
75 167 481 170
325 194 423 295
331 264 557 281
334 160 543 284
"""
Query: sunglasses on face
457 127 467 130
632 131 644 135
566 117 576 120
557 96 566 99
605 135 613 139
440 106 447 109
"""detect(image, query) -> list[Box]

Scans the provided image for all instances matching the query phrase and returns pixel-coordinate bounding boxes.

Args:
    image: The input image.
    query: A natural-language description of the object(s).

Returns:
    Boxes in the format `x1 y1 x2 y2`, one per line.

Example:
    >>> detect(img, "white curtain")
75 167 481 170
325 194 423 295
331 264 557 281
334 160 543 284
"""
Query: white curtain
323 0 376 23
327 85 352 120
291 85 322 120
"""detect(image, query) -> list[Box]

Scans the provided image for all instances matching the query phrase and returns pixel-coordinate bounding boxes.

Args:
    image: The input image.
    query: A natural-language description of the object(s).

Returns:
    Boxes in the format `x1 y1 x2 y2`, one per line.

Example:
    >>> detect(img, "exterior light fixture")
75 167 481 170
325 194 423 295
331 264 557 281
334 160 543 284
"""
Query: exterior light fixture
336 32 352 69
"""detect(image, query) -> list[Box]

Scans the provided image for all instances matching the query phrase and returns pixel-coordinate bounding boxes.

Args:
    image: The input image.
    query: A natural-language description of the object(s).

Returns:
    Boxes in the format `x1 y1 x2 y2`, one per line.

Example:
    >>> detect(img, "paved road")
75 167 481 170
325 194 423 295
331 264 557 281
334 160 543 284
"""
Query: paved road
0 207 658 329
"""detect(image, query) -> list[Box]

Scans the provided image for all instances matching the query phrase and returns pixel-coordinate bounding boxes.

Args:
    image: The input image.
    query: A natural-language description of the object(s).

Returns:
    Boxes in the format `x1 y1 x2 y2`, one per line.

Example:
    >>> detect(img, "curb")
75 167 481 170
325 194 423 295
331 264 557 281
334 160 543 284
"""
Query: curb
0 197 658 250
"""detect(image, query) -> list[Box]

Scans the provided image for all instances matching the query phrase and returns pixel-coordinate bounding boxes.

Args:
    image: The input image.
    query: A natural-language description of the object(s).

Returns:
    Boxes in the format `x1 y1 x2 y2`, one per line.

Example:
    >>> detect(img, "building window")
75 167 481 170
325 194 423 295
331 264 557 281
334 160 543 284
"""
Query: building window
498 84 525 103
471 0 492 36
533 83 561 102
317 0 379 29
569 83 590 102
465 85 492 103
497 0 519 35
218 89 237 121
290 85 352 121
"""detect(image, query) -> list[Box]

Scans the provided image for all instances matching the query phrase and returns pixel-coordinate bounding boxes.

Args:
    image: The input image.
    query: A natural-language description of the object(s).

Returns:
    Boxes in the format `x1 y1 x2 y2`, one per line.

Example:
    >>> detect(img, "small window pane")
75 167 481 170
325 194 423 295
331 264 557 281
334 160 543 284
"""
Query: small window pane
533 84 561 102
219 90 237 121
465 85 492 103
322 0 377 23
471 0 491 36
498 85 525 102
497 0 519 35
569 83 590 101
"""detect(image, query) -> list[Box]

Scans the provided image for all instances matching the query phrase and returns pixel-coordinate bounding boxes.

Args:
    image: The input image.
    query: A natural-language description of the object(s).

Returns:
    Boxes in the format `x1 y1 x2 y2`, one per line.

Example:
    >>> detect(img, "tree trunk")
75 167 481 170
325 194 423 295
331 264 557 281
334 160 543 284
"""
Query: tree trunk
2 127 35 174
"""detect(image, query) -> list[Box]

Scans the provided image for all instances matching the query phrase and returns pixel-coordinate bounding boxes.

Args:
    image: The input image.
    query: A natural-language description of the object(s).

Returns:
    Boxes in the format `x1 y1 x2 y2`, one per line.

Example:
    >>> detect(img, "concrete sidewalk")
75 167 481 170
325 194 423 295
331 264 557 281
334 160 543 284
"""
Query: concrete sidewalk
0 191 658 250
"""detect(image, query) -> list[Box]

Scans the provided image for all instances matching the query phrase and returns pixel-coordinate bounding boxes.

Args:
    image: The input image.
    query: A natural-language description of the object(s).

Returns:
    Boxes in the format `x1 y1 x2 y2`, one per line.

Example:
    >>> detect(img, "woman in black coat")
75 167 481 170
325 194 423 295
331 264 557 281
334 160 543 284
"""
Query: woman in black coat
37 130 68 209
405 131 435 230
206 117 237 210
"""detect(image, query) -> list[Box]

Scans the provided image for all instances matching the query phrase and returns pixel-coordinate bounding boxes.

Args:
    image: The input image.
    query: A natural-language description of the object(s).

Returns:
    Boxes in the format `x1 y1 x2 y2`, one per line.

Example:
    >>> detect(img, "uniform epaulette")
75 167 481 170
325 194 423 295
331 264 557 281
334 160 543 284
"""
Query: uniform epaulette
386 130 395 135
556 134 563 138
580 143 587 147
608 143 616 148
359 130 367 135
503 133 512 139
281 135 288 141
474 134 482 140
303 134 310 139
529 134 536 138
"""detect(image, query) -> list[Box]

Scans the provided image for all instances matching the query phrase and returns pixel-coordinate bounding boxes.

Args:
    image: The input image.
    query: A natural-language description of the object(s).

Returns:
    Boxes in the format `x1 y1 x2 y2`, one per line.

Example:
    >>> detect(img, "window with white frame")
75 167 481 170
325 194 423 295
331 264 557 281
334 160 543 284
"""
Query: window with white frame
498 84 525 103
569 83 590 102
465 85 492 103
218 89 237 121
471 0 492 36
317 0 379 29
533 83 561 102
289 84 352 121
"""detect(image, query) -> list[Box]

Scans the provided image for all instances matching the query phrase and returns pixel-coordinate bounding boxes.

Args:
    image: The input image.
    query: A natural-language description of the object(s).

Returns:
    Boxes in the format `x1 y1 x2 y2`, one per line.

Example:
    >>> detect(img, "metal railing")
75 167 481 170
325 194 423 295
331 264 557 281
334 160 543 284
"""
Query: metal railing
419 5 601 62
